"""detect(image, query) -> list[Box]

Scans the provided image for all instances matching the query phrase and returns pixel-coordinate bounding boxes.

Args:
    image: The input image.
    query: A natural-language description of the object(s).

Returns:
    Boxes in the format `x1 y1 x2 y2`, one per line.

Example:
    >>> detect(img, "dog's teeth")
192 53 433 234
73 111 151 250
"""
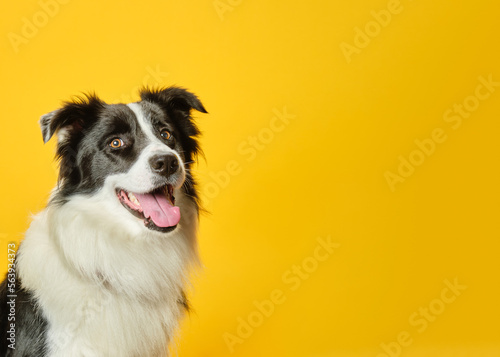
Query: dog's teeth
128 193 140 206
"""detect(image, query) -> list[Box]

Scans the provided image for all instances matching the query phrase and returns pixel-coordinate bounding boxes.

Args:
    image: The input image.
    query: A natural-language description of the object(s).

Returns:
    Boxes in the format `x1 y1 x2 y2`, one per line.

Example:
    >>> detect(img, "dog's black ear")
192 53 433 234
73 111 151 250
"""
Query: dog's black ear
39 94 105 143
139 86 208 117
40 110 60 143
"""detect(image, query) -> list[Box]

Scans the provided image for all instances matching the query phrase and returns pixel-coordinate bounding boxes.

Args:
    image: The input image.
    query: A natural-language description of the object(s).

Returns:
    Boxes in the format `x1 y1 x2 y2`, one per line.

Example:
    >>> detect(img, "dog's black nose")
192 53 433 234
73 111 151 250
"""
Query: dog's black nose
149 154 179 177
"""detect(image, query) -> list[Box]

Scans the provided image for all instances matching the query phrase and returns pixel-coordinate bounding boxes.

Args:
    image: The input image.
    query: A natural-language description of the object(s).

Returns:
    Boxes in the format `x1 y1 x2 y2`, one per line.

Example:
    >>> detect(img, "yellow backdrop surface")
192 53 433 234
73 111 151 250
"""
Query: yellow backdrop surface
1 1 499 356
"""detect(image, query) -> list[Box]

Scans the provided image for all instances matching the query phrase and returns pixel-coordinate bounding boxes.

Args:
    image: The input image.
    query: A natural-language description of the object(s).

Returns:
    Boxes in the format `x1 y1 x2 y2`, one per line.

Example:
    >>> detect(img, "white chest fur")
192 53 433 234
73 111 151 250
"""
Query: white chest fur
16 189 198 357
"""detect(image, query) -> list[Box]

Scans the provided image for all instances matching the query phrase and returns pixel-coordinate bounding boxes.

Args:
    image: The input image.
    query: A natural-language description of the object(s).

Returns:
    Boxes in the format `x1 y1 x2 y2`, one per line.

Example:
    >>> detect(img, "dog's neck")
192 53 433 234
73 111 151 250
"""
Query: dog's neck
16 188 199 356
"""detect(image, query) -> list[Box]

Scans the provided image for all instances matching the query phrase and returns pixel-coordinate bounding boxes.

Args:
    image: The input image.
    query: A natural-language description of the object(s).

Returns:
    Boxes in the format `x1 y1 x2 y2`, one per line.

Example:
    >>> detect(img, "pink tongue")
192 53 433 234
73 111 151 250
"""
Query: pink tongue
134 191 180 228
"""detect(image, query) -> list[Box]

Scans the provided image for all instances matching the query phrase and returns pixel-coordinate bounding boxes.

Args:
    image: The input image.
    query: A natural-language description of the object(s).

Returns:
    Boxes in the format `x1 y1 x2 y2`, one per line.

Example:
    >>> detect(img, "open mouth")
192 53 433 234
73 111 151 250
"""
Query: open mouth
116 185 180 233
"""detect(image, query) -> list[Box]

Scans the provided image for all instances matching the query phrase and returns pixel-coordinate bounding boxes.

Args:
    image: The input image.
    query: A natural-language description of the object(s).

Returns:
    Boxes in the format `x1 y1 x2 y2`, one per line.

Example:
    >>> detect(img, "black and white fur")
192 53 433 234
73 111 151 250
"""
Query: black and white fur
0 87 207 356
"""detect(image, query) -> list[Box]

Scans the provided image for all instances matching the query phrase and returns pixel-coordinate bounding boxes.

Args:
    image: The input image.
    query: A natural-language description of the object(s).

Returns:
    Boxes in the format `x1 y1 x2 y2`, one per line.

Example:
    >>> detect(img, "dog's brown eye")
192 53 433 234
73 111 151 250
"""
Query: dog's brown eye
109 138 124 148
160 129 171 140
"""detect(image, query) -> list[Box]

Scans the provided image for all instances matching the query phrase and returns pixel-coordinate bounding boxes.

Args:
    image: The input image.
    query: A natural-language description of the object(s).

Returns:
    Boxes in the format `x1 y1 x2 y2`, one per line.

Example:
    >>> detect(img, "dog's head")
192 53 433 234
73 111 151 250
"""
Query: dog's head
40 87 207 233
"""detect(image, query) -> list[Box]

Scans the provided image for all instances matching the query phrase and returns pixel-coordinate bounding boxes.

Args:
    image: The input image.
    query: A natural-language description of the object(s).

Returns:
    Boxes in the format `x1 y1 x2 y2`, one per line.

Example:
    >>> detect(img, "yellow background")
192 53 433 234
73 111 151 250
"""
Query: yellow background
1 0 499 356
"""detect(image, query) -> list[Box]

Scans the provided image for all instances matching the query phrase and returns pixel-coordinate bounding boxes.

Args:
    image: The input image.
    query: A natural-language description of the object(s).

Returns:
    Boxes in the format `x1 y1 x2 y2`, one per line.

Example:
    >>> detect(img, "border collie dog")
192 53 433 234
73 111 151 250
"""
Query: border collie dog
0 87 207 356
